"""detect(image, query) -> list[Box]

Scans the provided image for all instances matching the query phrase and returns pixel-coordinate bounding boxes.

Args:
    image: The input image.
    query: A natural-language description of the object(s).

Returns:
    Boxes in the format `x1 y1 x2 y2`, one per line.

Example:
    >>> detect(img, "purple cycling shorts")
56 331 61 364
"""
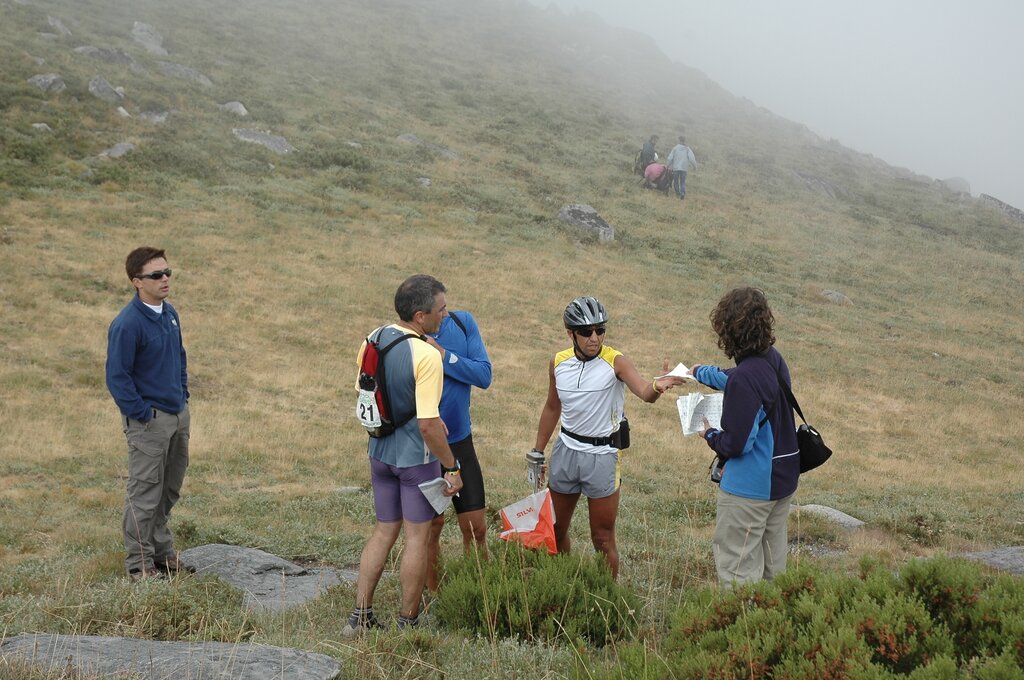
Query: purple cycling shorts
370 457 441 523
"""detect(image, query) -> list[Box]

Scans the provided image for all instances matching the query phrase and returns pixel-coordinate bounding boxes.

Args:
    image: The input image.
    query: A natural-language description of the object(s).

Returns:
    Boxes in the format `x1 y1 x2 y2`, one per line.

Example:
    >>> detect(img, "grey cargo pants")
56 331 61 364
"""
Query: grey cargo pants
122 404 190 573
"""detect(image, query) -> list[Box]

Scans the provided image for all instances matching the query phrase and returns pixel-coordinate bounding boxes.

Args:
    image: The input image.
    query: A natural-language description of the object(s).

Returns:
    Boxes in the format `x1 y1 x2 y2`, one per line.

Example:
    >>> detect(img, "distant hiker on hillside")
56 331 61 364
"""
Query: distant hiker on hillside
643 162 672 193
666 135 698 200
106 247 192 582
425 301 493 591
638 135 658 173
530 296 686 579
344 275 463 636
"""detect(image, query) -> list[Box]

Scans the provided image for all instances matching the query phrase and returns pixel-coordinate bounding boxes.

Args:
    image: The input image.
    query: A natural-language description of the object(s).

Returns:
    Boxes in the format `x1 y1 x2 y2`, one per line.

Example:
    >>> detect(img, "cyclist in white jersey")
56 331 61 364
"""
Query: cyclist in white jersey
530 296 686 579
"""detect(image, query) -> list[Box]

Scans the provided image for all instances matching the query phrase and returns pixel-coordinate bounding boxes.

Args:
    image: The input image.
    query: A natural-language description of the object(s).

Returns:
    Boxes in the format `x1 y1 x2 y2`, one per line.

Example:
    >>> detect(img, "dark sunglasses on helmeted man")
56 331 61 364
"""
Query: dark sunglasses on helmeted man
573 326 606 338
135 268 172 280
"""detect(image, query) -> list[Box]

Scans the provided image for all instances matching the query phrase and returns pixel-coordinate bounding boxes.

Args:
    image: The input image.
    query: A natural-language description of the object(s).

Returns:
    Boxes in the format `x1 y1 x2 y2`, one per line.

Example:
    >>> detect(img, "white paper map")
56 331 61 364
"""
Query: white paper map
676 392 724 436
418 477 453 514
656 362 698 380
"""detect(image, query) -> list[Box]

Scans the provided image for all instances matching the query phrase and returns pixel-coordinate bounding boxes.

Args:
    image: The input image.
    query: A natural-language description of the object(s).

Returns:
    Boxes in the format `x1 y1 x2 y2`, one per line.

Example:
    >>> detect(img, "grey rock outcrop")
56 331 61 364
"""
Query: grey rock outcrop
396 133 458 160
232 128 296 155
939 176 971 195
157 61 212 86
821 289 853 306
219 100 249 116
980 194 1024 223
558 204 615 242
27 73 65 93
180 544 355 612
131 21 167 55
100 143 135 159
962 546 1024 575
74 45 142 71
0 634 341 680
46 15 72 36
88 75 124 103
139 110 170 124
793 504 865 530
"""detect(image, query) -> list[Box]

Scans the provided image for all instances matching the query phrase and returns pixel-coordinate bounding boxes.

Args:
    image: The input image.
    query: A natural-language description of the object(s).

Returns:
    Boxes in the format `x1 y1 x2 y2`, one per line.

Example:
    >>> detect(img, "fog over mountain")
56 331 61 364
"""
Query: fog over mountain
530 0 1024 210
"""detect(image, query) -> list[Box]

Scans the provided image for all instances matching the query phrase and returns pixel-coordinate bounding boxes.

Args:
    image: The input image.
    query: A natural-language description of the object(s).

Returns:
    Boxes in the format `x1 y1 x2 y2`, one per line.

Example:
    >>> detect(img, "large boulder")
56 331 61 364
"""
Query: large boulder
88 75 124 103
27 73 65 93
219 100 249 116
0 634 341 680
232 128 296 155
74 45 142 71
131 21 167 55
396 133 458 160
157 61 212 86
46 15 72 36
939 176 971 195
558 204 615 242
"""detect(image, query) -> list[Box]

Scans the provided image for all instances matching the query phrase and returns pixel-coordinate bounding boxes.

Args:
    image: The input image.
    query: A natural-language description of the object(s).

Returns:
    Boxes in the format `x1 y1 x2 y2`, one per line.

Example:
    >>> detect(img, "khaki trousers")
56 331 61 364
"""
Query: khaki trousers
713 488 793 587
122 404 190 573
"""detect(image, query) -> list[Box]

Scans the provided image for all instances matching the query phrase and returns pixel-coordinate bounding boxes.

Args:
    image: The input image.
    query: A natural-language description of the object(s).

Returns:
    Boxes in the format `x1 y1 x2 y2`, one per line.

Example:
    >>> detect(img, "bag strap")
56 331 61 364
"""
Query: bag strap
761 357 808 425
447 311 468 337
369 327 424 428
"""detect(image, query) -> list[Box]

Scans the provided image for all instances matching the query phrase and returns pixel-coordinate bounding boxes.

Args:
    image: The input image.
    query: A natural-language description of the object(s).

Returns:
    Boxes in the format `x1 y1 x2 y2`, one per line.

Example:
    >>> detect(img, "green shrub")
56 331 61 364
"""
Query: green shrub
659 559 1023 677
431 542 639 647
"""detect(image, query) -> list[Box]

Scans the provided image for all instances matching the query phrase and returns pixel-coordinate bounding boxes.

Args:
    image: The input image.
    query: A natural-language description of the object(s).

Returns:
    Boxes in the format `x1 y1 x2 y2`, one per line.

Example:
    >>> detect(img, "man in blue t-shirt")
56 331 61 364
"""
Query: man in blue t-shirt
106 246 191 581
424 307 492 590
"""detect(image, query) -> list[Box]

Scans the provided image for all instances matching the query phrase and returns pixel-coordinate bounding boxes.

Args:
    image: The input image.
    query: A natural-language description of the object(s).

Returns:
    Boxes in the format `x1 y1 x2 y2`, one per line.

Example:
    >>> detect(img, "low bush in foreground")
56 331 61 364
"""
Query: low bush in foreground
432 542 640 647
610 556 1023 678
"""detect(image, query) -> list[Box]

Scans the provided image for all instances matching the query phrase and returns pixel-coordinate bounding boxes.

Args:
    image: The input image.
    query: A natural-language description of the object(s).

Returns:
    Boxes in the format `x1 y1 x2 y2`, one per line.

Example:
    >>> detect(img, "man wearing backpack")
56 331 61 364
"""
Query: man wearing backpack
344 274 463 636
424 304 493 590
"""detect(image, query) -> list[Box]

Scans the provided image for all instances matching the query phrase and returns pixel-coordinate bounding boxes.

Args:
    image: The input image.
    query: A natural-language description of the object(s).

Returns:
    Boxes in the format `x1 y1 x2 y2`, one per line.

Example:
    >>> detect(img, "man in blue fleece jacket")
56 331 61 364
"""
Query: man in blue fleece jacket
693 287 799 586
425 307 493 590
106 247 190 581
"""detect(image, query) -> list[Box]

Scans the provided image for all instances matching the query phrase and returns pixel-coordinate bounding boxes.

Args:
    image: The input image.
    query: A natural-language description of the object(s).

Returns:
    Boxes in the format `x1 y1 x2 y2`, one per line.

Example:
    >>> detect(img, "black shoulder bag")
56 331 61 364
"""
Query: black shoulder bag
770 365 832 474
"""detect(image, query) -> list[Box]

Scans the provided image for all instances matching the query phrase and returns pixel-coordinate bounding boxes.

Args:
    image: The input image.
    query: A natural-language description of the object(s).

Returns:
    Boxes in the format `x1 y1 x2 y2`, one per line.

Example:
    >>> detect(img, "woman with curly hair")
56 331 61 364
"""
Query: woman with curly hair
690 287 800 586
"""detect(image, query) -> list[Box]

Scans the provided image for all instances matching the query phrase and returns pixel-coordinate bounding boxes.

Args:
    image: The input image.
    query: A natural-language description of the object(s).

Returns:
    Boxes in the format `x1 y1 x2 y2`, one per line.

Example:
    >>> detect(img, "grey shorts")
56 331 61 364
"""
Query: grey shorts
547 438 620 499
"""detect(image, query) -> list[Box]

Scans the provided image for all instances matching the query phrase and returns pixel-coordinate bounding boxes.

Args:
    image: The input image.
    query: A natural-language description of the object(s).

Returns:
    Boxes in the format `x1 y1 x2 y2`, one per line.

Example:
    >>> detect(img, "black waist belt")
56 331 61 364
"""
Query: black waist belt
561 426 614 447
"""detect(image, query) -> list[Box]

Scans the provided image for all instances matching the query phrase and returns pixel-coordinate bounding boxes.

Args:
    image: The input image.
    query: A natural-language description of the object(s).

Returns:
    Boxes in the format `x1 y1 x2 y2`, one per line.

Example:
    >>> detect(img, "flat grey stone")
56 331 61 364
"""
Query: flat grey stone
139 110 170 123
558 204 615 242
396 133 458 160
157 61 212 86
116 106 131 117
821 289 853 306
232 128 296 155
131 21 167 56
74 45 143 71
31 123 52 132
88 75 124 103
0 634 340 679
47 15 72 36
792 503 865 530
962 546 1024 575
27 73 65 93
100 142 135 159
219 101 248 116
417 176 431 187
180 544 355 612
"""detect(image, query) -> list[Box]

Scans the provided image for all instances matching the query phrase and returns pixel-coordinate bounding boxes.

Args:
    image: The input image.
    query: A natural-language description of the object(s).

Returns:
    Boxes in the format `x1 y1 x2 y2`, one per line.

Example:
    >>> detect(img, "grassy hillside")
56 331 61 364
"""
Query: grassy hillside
2 0 1022 675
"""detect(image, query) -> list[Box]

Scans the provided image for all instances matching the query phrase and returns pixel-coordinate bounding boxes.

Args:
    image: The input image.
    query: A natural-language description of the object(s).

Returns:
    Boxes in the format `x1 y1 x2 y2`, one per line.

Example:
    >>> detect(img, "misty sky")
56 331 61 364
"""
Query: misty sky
530 0 1024 209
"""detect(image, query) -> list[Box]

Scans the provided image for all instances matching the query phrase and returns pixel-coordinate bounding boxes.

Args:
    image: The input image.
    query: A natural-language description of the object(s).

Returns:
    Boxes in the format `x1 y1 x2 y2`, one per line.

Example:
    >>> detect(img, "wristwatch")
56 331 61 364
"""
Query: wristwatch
442 459 461 475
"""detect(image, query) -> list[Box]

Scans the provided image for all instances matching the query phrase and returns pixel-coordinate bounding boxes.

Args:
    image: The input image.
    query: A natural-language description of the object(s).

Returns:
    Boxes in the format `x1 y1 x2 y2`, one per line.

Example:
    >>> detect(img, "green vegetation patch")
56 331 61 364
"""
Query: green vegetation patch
432 542 640 647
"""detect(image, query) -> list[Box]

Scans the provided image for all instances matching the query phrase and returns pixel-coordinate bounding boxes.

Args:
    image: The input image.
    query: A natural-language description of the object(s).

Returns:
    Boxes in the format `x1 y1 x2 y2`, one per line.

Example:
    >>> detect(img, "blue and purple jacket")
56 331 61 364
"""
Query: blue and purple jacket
694 347 799 500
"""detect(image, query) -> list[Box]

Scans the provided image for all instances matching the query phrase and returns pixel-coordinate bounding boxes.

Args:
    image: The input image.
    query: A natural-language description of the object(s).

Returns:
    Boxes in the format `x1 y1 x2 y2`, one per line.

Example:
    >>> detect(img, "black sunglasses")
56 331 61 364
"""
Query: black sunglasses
136 268 172 280
574 326 606 338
